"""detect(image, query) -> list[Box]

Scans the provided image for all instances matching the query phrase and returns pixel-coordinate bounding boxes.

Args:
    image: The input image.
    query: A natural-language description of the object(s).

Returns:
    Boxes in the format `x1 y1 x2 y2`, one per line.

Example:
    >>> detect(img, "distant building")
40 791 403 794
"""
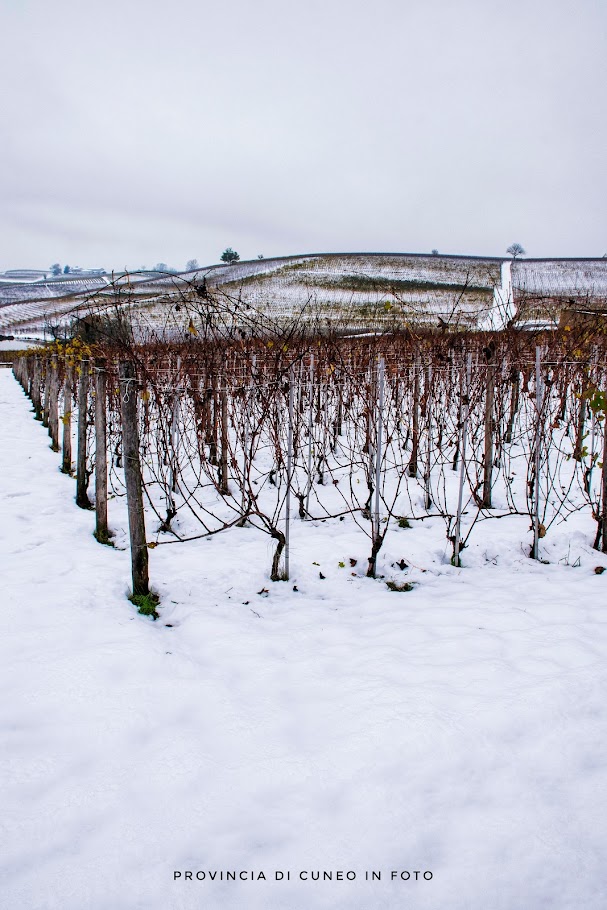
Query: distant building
66 268 106 276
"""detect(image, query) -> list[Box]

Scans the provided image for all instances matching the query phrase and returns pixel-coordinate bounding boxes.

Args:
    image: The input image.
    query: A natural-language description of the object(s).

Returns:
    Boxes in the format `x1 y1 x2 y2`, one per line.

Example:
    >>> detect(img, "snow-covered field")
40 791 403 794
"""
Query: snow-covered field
4 254 607 338
0 253 501 336
1 366 606 910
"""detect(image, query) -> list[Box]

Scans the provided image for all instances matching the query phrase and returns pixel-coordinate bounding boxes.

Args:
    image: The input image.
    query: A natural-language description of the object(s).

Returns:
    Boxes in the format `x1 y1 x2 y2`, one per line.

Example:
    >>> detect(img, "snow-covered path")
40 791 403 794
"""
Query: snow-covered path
1 368 606 910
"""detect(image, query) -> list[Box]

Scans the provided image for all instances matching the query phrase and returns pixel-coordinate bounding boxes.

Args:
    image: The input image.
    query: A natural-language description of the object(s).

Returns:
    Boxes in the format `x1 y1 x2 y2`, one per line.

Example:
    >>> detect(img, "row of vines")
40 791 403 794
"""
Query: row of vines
12 328 607 610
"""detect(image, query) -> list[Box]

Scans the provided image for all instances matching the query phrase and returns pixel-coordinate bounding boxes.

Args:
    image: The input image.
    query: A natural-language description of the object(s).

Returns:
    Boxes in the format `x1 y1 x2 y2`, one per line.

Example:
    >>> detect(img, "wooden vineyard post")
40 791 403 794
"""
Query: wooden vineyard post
305 353 314 515
365 365 375 487
531 346 543 560
600 408 607 553
219 372 229 495
14 356 23 393
13 356 25 389
203 379 213 459
42 357 50 428
408 356 420 477
316 371 327 486
585 402 597 497
61 362 73 474
585 348 599 499
94 358 109 543
372 356 385 569
208 388 218 466
239 353 255 524
13 357 22 389
27 356 34 399
32 355 42 421
76 358 92 509
454 353 472 568
48 356 60 452
452 364 463 471
505 366 520 444
168 355 181 501
119 360 150 597
284 366 294 580
482 361 495 508
335 371 343 442
365 357 385 578
424 364 432 509
22 356 29 397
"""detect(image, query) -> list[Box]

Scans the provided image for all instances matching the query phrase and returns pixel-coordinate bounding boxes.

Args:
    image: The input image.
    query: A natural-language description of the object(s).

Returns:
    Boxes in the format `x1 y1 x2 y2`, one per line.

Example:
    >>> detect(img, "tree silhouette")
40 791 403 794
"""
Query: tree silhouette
220 248 240 264
506 243 526 259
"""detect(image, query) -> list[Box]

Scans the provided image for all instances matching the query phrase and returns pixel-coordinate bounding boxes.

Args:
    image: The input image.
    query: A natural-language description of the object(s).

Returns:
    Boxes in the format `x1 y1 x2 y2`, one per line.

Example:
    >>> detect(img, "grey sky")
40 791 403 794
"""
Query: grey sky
1 0 605 271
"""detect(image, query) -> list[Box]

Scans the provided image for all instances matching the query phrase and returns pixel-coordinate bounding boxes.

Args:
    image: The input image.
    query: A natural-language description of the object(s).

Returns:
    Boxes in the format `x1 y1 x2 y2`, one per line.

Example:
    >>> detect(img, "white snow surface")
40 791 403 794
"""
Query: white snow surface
1 368 606 910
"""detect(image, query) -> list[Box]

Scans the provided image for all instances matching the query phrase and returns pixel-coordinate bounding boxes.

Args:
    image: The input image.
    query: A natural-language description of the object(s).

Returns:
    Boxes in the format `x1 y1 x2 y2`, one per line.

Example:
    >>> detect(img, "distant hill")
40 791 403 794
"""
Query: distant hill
1 253 606 337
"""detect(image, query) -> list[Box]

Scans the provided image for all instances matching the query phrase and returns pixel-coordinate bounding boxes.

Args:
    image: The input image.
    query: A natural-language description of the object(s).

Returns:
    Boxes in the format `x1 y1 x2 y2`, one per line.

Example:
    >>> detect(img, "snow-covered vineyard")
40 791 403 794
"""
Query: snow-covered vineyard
4 263 607 910
3 322 607 910
2 253 607 338
11 327 607 595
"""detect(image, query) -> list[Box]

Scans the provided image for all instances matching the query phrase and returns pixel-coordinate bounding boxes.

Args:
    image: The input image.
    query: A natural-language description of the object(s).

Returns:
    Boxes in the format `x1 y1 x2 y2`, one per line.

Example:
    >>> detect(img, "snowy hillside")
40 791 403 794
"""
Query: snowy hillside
510 259 607 326
0 253 504 335
512 258 607 298
2 254 607 337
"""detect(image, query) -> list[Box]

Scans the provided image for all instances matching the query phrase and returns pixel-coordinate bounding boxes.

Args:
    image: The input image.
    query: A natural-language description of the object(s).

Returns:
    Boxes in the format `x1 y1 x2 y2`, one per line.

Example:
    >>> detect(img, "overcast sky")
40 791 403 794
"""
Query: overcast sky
1 0 605 272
